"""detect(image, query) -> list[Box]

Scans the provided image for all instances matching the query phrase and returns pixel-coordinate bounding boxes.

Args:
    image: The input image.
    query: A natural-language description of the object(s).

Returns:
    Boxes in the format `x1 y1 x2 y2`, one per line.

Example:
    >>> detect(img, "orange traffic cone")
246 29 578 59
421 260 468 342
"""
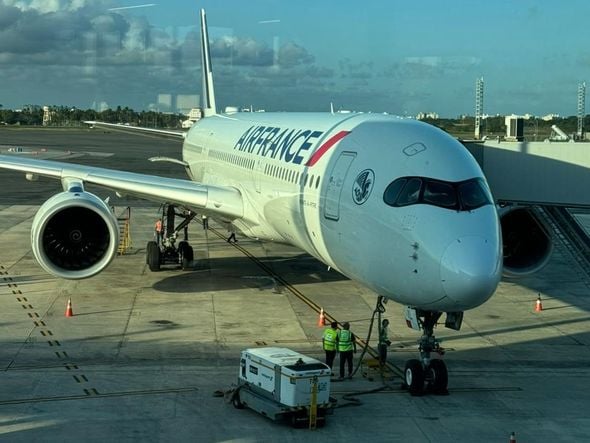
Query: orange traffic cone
317 308 325 327
509 431 516 443
535 294 543 312
65 298 74 317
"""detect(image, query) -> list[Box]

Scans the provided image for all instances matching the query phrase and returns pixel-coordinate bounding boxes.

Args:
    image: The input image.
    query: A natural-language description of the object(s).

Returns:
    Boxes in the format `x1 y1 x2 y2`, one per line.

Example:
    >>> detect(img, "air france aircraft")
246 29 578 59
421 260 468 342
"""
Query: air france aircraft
0 9 508 396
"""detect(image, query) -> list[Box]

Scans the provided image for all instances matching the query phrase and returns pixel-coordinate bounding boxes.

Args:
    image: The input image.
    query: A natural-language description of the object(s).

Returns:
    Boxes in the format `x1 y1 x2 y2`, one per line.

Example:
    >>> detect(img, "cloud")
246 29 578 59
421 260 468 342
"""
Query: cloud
210 35 273 66
0 1 175 61
0 3 91 54
338 58 373 80
384 56 481 80
277 41 314 67
210 35 314 69
0 1 334 111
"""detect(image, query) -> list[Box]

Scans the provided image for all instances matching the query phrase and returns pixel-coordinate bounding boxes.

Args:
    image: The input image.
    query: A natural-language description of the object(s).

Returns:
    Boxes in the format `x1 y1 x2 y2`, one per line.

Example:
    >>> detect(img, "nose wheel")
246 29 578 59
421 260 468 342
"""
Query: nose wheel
403 311 449 396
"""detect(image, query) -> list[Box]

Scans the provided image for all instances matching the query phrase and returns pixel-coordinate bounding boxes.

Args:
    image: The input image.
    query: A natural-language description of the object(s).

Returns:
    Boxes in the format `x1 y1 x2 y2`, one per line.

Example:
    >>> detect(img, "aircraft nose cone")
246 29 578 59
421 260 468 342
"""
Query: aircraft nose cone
440 236 501 310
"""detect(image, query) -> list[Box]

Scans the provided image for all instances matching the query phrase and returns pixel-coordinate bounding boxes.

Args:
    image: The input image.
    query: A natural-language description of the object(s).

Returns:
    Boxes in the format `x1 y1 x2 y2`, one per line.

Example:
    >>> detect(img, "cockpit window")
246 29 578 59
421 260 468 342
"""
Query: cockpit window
458 179 491 210
423 180 457 209
383 177 491 211
383 178 407 205
396 178 422 206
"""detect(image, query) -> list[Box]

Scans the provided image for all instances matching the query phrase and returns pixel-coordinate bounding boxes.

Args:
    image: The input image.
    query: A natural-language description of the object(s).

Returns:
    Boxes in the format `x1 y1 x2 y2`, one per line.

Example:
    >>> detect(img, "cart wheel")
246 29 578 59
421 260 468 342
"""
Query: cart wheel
290 412 307 428
232 391 244 409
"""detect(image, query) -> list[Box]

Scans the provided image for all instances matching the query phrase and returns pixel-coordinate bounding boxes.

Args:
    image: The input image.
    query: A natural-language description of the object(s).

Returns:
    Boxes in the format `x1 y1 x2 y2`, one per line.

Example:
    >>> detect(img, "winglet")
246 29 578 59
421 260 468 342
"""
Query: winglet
200 9 217 117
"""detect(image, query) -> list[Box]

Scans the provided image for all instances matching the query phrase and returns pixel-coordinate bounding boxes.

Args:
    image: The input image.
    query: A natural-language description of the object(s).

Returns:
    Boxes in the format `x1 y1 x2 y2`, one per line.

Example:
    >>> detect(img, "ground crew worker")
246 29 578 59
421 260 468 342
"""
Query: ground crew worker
154 218 163 244
322 321 338 370
337 322 356 379
378 318 391 366
202 214 209 229
227 227 237 243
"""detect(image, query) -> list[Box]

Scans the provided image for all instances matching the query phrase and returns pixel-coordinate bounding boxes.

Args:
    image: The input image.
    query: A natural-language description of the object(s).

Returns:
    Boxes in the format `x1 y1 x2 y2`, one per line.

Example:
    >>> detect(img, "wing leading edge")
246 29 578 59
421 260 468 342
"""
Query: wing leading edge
0 155 243 219
84 121 187 139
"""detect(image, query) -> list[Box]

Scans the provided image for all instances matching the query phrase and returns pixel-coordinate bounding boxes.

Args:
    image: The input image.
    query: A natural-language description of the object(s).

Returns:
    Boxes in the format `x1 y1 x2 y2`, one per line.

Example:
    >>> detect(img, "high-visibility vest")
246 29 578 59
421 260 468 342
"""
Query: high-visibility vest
337 329 353 352
155 220 162 232
323 328 337 351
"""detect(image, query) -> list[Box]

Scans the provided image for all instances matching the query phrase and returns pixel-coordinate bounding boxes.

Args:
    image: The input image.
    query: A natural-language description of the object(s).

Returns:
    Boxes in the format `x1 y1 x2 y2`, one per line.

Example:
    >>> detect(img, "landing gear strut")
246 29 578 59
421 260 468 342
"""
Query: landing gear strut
147 204 196 271
404 310 449 396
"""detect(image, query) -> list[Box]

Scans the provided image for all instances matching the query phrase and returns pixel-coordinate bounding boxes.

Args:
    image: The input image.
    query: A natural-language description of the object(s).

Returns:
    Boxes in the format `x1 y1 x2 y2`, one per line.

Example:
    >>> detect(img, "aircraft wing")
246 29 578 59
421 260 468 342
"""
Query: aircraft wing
0 155 243 219
84 121 187 140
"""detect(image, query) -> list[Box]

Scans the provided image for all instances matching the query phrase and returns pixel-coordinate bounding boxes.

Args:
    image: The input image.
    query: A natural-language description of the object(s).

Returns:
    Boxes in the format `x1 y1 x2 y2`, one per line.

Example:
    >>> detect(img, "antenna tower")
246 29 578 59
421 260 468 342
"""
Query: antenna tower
475 77 484 139
577 81 586 139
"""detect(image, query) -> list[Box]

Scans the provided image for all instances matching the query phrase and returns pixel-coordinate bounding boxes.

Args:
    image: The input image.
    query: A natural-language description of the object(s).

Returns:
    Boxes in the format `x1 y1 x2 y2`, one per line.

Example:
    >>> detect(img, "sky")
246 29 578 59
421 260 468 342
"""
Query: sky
0 0 589 117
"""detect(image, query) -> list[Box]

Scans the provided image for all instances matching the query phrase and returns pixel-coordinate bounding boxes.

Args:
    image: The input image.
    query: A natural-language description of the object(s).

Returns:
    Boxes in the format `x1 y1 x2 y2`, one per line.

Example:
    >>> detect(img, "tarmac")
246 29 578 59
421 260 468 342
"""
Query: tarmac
1 128 590 442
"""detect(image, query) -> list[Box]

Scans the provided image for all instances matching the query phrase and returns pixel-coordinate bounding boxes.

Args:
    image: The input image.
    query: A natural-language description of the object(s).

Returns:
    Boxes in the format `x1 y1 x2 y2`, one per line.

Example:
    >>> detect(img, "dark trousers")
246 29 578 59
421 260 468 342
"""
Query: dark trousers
339 351 354 378
378 343 388 365
325 350 336 369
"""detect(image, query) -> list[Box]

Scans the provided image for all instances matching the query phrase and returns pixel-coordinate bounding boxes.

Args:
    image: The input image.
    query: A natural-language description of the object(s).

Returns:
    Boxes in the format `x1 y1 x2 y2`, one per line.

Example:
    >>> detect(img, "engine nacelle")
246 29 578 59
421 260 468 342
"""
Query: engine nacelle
499 206 553 277
31 191 119 279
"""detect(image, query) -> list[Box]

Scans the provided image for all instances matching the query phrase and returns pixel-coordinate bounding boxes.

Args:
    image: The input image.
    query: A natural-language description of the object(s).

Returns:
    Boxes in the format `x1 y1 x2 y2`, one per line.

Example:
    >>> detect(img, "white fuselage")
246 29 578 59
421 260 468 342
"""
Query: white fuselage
182 112 502 312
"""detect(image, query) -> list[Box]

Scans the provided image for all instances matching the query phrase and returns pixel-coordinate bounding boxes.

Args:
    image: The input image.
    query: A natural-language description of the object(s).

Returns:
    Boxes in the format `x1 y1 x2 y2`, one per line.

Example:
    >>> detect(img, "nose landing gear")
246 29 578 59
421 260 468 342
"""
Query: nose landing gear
403 310 449 396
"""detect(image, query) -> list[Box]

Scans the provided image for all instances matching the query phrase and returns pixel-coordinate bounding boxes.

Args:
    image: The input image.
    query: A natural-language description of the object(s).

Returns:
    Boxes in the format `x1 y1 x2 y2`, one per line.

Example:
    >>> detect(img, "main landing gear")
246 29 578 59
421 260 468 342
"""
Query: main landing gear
403 311 448 396
147 204 196 271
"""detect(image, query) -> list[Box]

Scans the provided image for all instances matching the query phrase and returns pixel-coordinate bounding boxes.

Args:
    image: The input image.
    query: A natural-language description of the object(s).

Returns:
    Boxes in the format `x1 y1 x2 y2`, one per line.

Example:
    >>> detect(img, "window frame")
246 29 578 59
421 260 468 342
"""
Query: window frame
383 176 491 211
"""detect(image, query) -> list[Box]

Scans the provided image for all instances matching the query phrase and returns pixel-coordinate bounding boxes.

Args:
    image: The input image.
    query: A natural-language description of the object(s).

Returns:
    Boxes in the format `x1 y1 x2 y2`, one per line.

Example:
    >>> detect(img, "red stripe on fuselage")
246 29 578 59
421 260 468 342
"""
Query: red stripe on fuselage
305 130 351 167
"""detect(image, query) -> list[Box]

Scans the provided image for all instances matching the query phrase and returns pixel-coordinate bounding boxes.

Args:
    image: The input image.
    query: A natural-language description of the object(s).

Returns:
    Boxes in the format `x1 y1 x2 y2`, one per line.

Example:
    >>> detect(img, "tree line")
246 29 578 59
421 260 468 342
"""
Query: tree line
1 104 589 138
0 105 185 128
424 115 590 140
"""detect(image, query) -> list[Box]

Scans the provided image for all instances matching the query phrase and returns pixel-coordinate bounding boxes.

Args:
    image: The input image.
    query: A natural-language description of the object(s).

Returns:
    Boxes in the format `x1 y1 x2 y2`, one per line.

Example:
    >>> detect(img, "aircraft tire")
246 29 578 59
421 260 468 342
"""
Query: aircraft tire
404 359 425 396
147 241 161 271
178 242 194 270
428 359 449 395
146 241 157 264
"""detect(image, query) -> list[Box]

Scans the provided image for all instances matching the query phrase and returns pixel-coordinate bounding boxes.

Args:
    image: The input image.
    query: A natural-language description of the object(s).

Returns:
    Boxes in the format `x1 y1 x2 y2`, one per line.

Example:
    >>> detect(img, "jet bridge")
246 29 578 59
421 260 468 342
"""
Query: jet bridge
463 140 590 207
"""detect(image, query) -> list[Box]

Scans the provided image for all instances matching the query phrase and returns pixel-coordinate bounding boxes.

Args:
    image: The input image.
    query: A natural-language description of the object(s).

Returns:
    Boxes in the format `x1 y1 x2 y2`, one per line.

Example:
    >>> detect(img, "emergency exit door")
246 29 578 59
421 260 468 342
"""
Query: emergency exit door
323 152 356 221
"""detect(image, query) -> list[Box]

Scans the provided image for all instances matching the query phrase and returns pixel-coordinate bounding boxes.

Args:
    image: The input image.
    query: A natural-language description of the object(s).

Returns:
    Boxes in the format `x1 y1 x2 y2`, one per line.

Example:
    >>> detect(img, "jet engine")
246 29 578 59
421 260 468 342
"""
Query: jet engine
31 190 119 279
499 206 553 277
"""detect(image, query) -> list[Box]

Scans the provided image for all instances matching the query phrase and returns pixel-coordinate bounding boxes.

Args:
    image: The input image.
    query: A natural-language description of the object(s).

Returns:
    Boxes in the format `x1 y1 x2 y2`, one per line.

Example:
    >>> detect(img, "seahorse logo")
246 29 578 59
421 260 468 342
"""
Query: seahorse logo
352 169 374 205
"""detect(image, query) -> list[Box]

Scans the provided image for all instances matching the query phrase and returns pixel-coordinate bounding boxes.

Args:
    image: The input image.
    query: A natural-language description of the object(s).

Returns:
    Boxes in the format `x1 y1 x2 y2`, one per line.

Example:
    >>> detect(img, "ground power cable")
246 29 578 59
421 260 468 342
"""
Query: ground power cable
333 296 398 408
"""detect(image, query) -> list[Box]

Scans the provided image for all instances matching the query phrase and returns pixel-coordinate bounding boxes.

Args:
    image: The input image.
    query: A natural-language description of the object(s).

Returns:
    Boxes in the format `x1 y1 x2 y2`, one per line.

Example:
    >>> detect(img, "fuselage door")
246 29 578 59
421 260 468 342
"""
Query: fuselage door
253 159 263 193
323 151 356 221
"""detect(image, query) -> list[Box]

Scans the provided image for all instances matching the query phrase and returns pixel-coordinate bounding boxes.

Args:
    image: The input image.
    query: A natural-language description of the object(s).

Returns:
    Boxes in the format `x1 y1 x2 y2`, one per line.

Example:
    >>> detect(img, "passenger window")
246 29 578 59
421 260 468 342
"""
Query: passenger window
423 180 457 209
383 178 407 206
396 178 422 206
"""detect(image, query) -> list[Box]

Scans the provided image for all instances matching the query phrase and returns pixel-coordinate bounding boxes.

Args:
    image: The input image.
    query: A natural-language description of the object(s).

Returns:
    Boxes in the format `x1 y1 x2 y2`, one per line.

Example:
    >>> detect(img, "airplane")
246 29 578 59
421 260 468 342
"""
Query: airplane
0 9 552 396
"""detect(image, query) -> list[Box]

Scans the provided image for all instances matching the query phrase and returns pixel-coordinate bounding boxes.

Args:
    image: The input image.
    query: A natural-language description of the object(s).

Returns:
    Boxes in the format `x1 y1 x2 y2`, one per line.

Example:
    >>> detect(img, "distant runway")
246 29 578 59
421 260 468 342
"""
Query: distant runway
0 127 183 204
1 128 590 442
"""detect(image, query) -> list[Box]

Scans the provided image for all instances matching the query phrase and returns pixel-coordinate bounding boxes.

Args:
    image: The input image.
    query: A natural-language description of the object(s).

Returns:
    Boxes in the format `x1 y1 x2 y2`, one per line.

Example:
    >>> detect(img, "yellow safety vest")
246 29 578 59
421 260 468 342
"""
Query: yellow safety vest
323 328 337 351
337 329 353 352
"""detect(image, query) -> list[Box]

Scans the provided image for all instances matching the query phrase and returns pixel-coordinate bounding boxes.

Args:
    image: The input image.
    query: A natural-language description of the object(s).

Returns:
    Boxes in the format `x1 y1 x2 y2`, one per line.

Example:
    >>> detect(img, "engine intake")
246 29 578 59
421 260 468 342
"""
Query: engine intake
31 191 119 279
499 206 553 277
